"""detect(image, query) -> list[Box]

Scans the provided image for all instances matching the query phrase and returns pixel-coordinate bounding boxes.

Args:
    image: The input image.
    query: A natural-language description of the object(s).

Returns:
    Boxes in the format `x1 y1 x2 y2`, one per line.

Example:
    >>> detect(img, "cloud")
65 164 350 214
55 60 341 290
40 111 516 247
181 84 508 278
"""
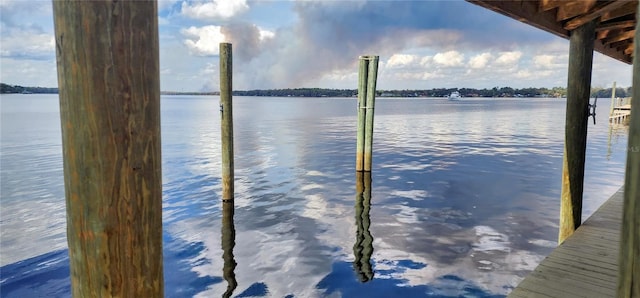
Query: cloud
433 51 464 67
468 53 492 69
386 54 418 68
533 54 565 69
181 0 249 20
0 28 55 60
495 51 522 66
181 25 227 56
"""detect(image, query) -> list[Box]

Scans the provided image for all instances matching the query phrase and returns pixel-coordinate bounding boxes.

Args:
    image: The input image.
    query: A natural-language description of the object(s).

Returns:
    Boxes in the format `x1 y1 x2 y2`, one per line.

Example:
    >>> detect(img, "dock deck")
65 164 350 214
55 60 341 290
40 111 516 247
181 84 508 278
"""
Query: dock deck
509 187 623 297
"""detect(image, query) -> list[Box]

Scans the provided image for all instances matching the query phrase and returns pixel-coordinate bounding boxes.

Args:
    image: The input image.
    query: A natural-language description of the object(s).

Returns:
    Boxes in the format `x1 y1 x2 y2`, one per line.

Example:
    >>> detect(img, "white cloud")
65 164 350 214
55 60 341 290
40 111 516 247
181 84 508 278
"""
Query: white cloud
533 54 564 69
419 56 433 67
181 0 249 20
259 28 275 41
386 54 418 68
495 51 522 66
433 50 464 67
0 25 55 60
181 25 227 56
468 53 492 69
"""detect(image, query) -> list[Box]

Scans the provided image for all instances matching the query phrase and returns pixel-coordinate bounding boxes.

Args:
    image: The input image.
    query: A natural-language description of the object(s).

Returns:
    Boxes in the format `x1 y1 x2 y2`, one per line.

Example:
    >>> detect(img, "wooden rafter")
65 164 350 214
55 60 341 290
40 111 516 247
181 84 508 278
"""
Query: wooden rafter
556 0 597 21
601 1 638 22
564 1 629 30
604 29 636 45
597 20 636 31
540 0 564 11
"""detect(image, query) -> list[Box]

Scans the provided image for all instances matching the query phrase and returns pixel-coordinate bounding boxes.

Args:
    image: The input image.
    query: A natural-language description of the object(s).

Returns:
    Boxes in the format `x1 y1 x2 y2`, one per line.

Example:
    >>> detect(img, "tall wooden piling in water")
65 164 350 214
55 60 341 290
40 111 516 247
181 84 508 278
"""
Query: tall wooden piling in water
617 6 640 296
356 58 369 172
356 56 379 172
610 81 617 117
52 1 163 296
558 19 596 244
220 43 234 201
364 56 379 172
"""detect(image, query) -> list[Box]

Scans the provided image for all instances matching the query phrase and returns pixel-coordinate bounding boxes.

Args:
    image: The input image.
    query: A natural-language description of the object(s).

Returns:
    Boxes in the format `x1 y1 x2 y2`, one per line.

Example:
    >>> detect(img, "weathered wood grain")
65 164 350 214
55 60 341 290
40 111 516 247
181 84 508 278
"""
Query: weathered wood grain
220 43 234 201
559 19 596 243
52 1 163 296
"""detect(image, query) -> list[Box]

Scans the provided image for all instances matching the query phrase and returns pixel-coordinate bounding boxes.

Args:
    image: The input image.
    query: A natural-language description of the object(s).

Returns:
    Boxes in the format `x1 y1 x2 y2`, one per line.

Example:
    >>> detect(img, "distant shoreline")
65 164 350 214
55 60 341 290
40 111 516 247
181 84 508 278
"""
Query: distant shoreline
0 83 629 98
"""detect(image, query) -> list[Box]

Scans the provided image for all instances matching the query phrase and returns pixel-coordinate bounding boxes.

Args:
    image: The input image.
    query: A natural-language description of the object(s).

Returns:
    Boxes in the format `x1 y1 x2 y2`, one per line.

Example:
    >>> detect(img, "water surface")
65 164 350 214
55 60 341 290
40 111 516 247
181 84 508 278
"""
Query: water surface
0 94 629 297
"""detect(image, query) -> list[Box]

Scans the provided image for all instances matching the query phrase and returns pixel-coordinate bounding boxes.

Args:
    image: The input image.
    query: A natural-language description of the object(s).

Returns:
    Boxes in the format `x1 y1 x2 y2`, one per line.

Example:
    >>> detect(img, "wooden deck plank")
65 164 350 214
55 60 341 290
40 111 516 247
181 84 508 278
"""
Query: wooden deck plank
508 187 623 298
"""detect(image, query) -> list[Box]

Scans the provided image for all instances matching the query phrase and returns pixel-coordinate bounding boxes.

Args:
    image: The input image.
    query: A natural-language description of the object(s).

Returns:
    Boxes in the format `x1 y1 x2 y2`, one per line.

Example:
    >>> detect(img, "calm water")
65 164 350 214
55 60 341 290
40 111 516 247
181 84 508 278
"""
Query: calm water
0 94 629 297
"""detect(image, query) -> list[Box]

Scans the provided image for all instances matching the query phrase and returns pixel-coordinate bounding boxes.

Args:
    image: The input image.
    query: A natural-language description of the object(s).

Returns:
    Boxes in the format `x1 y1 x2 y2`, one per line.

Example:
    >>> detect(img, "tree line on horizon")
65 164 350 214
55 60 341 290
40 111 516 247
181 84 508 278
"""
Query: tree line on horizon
1 83 632 98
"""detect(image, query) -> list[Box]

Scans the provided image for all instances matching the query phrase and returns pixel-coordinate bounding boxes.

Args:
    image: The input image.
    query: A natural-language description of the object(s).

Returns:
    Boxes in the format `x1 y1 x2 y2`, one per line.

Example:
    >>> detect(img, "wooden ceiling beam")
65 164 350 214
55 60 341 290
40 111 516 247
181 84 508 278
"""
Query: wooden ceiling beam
540 0 564 11
597 20 636 31
556 0 597 21
601 1 638 22
604 29 636 45
564 1 628 30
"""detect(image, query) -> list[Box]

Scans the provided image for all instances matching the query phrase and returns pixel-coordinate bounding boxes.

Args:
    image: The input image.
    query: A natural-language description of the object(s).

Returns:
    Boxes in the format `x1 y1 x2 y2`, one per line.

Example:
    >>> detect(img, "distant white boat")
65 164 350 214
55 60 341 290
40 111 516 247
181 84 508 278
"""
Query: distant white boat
448 91 461 100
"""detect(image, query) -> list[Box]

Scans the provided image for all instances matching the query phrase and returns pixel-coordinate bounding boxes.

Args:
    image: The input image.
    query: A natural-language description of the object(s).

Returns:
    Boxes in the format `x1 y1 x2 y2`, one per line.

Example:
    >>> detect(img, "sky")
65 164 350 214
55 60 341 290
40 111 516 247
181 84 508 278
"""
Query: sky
0 0 633 92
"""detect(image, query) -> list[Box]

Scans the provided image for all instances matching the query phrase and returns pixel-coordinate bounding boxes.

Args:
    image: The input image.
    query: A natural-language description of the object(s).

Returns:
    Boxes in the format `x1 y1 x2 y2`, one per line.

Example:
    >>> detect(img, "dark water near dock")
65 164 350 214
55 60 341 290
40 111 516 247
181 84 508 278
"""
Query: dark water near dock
0 94 629 297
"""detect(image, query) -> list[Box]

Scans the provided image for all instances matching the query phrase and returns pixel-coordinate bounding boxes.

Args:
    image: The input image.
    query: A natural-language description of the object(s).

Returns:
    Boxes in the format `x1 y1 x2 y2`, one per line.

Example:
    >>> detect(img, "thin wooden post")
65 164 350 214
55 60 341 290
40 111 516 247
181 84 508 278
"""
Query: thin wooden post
610 81 617 117
363 56 379 172
617 5 640 296
220 43 234 201
558 19 596 244
356 58 369 172
353 171 374 282
222 201 237 298
52 1 163 296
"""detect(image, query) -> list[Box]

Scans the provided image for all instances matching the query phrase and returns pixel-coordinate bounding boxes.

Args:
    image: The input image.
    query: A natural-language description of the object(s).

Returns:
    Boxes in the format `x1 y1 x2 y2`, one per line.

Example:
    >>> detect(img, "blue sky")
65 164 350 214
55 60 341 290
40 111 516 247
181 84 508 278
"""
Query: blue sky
0 0 633 92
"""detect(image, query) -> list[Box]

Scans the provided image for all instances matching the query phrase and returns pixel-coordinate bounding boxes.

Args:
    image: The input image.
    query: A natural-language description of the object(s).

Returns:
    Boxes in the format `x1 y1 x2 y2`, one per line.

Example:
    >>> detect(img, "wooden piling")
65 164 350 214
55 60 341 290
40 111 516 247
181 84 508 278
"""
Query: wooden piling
558 20 596 244
353 171 374 282
363 56 379 172
220 43 234 201
610 81 616 117
222 201 237 298
356 58 369 172
617 6 640 296
52 1 163 296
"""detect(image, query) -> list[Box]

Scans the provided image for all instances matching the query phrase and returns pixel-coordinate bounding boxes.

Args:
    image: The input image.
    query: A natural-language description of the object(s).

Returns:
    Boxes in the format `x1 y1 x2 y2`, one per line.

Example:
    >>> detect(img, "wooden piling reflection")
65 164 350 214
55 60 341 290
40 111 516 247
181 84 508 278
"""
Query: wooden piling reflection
221 201 237 298
353 171 374 282
52 1 163 296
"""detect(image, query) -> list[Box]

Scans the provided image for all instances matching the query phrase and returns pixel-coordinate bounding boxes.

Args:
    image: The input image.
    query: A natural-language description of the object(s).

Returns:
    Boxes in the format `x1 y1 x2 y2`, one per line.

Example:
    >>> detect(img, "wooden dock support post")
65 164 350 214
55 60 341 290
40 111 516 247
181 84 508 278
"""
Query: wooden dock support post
356 55 379 172
356 58 369 172
222 201 237 298
52 1 163 296
220 43 234 202
558 19 596 244
617 6 640 296
354 171 374 282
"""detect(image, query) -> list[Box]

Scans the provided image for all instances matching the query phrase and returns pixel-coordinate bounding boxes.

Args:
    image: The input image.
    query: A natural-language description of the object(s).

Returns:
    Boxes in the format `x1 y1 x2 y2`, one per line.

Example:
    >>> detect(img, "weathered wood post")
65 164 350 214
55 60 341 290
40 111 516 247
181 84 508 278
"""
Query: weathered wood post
220 43 234 202
558 19 596 243
52 1 163 296
363 56 379 172
353 171 374 282
610 81 617 117
356 58 369 172
222 201 237 298
617 6 640 296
